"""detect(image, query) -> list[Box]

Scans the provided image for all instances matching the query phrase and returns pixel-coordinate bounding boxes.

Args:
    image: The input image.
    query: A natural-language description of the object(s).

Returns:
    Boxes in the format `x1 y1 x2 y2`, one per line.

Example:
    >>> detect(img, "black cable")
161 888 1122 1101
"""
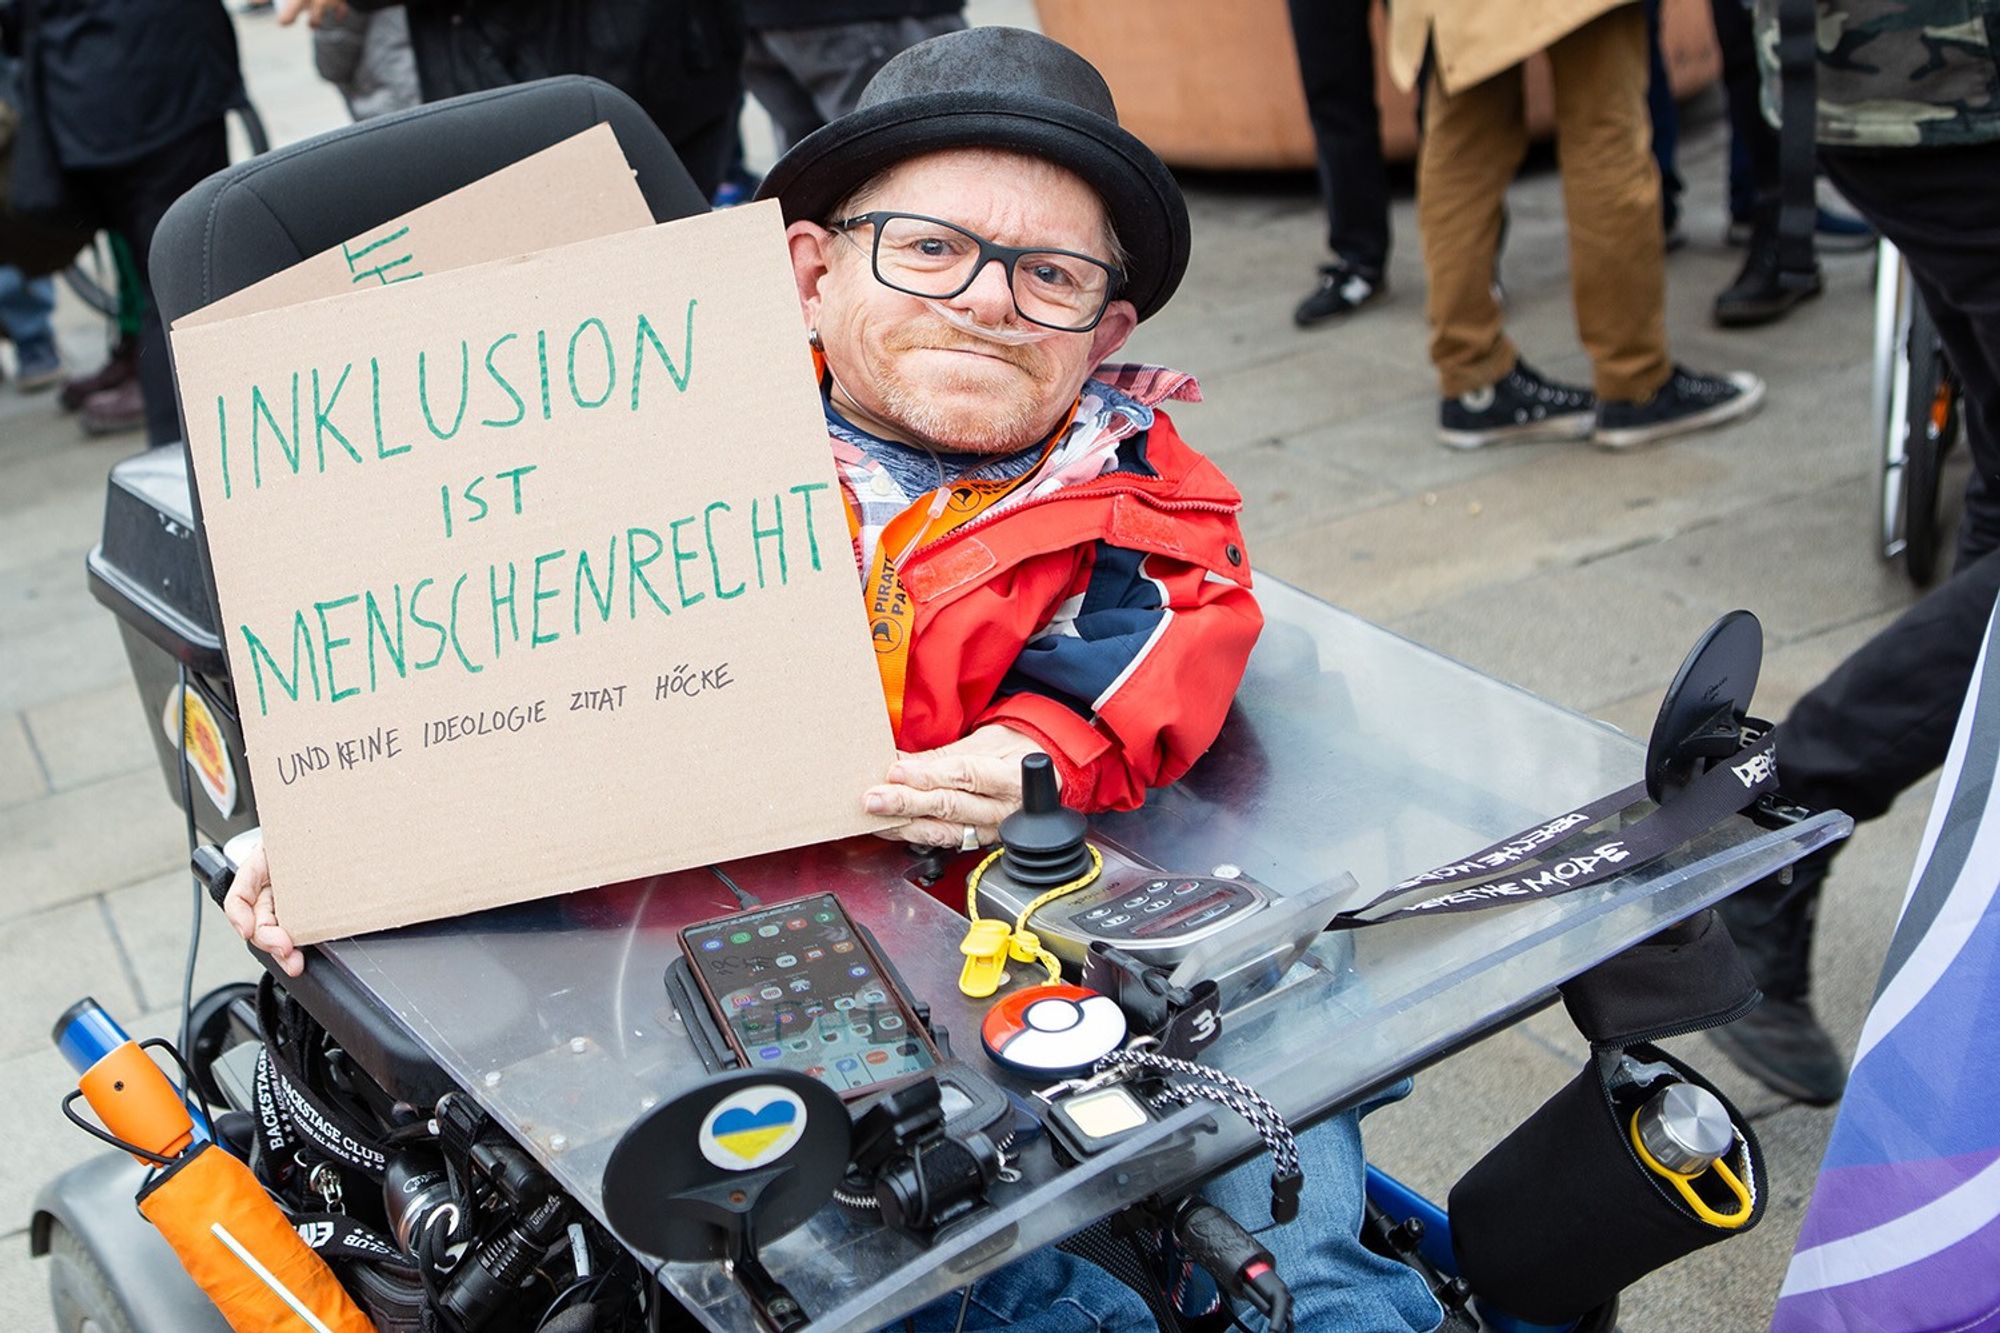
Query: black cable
707 865 758 908
173 666 202 1083
950 1285 972 1333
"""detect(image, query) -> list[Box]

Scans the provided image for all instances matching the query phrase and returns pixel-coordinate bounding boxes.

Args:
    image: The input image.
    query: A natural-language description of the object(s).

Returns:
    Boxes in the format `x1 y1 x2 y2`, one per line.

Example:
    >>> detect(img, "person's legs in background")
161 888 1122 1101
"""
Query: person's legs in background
1709 0 1823 326
60 232 145 415
67 119 229 443
1288 0 1392 324
1547 4 1672 405
1644 0 1685 248
1554 5 1763 447
0 264 63 391
1420 60 1596 448
1710 139 2000 1104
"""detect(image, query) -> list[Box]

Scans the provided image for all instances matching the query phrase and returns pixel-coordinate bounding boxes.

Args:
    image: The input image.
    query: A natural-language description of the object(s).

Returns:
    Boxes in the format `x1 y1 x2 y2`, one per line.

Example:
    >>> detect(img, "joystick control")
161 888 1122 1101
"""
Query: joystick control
999 755 1091 887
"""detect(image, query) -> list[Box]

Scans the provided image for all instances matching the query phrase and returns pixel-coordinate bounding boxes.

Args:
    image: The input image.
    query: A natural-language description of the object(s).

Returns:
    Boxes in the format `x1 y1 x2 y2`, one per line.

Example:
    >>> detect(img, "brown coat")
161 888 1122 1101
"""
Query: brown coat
1388 0 1632 93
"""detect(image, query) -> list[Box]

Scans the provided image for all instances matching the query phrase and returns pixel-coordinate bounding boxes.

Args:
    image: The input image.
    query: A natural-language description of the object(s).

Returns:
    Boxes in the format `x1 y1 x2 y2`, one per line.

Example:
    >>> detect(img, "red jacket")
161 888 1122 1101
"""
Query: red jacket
883 407 1263 812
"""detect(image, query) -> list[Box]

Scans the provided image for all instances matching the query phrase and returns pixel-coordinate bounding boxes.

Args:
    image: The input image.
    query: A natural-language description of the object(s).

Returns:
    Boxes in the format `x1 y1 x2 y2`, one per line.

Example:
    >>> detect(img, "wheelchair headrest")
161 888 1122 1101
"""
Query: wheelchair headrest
149 76 707 328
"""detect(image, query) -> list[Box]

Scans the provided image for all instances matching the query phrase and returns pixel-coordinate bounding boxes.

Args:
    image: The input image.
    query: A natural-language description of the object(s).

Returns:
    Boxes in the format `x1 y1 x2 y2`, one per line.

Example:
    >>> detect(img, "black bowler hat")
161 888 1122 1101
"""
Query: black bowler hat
755 27 1190 322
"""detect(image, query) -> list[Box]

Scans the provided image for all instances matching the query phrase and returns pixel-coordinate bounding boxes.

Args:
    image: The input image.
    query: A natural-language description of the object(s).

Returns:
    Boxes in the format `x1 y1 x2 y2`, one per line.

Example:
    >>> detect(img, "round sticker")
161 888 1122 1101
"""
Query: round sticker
697 1086 808 1172
161 683 239 818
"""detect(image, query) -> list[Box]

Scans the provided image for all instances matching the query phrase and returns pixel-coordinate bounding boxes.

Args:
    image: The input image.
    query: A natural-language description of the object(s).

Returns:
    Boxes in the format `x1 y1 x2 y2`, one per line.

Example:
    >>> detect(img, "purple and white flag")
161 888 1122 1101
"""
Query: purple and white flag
1772 601 2000 1332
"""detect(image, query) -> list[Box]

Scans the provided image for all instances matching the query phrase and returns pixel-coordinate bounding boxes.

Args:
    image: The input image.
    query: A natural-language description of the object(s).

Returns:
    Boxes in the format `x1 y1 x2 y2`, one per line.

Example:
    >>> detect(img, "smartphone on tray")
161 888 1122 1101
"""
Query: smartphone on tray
678 893 942 1100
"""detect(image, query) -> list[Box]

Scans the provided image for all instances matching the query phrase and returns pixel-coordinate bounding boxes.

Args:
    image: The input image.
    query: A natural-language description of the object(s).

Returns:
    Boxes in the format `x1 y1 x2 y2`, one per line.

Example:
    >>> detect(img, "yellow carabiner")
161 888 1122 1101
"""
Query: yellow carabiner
1629 1111 1754 1230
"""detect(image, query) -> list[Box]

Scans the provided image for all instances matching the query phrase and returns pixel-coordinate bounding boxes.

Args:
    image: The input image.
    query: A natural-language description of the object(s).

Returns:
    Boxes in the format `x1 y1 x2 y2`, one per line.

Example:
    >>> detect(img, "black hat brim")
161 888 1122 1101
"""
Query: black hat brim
756 91 1190 323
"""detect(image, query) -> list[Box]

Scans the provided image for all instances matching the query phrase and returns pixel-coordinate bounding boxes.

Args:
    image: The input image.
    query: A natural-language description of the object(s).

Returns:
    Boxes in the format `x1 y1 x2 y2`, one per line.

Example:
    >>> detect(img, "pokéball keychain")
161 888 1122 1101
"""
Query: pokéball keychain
980 984 1128 1077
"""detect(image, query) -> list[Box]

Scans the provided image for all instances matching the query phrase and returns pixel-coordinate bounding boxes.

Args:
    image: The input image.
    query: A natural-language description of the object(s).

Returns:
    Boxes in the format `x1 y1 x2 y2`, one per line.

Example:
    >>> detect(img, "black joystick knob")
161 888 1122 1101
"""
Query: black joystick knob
999 754 1092 887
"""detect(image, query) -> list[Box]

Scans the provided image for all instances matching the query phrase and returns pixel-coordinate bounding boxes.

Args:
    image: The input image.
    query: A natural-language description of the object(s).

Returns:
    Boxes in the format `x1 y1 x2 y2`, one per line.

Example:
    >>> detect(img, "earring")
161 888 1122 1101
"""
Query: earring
808 327 823 349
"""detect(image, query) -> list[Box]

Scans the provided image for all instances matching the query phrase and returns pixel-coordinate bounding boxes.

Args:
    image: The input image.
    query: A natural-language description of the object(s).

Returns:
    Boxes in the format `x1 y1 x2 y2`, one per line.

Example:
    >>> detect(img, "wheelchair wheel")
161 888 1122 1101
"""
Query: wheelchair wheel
1902 294 1959 587
45 1222 139 1333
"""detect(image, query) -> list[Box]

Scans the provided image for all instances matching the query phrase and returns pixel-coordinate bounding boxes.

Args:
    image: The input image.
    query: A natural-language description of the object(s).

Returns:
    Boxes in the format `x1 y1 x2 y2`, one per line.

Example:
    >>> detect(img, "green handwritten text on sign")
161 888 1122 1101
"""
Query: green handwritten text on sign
170 203 898 944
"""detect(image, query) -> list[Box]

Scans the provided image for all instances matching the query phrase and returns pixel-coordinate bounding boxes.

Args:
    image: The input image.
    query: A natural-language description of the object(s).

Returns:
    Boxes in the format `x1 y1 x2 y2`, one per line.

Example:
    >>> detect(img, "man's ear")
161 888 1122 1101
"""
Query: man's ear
1088 298 1139 365
786 221 834 330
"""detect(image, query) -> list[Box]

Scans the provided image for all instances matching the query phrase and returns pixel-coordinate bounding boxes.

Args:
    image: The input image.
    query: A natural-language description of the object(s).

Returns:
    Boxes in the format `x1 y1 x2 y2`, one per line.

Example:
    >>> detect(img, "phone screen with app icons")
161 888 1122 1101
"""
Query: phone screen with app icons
681 893 940 1097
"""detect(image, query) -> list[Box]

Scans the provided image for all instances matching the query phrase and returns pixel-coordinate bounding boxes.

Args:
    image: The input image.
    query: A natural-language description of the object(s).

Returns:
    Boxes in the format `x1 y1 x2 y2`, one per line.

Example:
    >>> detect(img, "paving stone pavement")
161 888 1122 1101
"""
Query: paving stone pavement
0 7 1952 1330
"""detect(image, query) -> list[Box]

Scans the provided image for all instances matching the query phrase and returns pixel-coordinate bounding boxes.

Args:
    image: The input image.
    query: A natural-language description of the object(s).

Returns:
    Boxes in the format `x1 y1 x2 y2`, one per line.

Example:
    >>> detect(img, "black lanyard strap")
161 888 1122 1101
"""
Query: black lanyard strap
1330 731 1779 929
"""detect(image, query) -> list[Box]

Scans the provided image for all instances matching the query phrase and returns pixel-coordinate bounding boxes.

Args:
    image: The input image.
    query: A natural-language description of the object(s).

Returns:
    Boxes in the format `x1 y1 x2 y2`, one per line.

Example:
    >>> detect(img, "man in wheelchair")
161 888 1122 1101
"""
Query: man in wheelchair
224 27 1444 1333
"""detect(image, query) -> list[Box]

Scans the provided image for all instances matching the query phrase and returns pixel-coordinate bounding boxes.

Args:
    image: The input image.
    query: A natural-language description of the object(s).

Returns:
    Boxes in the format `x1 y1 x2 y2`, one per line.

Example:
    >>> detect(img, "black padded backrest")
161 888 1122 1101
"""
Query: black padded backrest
150 75 705 327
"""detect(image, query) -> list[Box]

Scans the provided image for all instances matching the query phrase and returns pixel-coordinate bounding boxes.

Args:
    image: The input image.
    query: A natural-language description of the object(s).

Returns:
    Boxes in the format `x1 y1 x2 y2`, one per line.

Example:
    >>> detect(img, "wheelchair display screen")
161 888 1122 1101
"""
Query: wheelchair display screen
680 893 942 1098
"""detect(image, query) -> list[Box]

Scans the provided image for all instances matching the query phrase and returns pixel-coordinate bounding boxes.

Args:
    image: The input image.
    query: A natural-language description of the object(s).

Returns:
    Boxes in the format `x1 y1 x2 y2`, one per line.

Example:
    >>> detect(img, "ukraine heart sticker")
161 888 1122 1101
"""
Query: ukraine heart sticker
698 1087 808 1171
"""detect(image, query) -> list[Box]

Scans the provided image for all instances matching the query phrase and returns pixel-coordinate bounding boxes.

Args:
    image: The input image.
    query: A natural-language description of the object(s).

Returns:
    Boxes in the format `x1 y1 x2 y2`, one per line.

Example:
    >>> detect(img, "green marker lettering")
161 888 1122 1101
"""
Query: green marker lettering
240 612 323 717
530 549 566 647
568 317 615 409
481 333 526 428
630 299 696 410
315 594 360 703
704 501 745 599
419 341 471 441
626 527 673 618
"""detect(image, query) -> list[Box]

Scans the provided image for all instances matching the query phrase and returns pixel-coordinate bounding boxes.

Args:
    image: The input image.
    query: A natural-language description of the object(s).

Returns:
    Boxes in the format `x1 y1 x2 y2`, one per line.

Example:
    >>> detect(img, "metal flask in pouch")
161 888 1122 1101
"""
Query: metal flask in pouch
1634 1082 1734 1174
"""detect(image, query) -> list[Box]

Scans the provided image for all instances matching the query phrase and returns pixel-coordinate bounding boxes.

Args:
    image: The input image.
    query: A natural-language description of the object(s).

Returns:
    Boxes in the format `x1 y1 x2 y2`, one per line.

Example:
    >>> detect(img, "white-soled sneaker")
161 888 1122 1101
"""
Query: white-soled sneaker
1437 359 1596 449
1593 366 1765 449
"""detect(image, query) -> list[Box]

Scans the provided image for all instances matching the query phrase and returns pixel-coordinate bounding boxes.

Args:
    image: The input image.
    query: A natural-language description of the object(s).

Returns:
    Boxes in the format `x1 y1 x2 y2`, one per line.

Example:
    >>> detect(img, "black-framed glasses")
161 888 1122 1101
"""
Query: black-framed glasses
830 211 1123 333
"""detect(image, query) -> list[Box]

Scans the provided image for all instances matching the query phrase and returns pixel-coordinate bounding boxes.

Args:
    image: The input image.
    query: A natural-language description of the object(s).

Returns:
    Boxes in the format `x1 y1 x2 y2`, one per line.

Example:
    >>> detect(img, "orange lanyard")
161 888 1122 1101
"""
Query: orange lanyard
858 439 1058 731
817 348 1077 730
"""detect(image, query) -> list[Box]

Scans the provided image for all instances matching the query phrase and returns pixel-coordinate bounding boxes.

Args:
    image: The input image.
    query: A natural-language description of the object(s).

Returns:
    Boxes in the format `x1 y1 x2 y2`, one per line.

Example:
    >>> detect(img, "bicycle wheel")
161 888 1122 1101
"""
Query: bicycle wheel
1874 239 1913 561
60 236 119 318
1903 293 1954 587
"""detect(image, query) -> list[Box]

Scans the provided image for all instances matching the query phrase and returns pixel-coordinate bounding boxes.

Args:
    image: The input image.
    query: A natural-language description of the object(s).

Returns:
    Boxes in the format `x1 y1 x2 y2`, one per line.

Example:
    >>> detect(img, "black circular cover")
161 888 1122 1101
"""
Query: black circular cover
601 1069 849 1263
1646 610 1763 803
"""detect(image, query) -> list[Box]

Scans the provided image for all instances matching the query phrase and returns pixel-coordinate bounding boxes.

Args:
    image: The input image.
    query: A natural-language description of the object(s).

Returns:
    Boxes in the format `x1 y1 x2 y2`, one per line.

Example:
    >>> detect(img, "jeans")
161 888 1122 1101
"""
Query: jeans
0 265 56 350
899 1099 1442 1332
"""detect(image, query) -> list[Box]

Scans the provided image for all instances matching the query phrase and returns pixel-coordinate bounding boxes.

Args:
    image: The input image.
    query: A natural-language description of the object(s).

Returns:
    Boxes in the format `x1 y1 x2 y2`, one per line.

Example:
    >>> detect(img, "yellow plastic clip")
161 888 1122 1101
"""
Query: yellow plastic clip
958 918 1015 998
1629 1111 1754 1230
1008 929 1064 985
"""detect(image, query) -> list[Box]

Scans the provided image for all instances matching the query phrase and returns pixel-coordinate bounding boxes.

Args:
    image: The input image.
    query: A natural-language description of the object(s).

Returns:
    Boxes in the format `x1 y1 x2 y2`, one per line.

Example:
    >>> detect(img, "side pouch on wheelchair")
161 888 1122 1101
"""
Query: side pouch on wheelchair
1557 908 1761 1048
1446 1042 1765 1325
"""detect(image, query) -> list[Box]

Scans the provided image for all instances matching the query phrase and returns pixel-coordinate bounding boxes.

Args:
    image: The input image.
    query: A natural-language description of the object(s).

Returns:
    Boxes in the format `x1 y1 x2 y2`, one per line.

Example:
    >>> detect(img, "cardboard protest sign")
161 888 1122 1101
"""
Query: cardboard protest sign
177 123 652 329
170 202 898 943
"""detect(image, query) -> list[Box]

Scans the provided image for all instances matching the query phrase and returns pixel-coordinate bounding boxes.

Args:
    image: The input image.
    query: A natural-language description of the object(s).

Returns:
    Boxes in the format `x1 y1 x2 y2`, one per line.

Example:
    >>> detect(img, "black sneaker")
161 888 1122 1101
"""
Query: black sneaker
1294 261 1383 326
1593 365 1765 449
1707 998 1847 1105
1437 359 1595 449
1714 229 1822 328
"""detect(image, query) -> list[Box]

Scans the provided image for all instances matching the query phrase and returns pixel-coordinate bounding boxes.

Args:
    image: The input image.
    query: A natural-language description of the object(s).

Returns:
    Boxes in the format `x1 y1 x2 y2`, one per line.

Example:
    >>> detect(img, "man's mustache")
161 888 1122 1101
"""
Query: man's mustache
884 318 1043 370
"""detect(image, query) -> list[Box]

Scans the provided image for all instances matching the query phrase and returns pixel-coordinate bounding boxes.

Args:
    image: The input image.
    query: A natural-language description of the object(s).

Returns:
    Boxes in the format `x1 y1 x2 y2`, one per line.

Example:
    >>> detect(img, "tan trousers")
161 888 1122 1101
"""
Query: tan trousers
1418 3 1672 403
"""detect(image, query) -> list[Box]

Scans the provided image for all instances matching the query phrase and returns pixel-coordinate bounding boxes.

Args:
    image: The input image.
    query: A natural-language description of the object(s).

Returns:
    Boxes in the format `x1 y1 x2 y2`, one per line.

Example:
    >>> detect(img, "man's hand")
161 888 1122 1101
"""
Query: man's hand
277 0 349 27
222 840 304 977
864 724 1051 848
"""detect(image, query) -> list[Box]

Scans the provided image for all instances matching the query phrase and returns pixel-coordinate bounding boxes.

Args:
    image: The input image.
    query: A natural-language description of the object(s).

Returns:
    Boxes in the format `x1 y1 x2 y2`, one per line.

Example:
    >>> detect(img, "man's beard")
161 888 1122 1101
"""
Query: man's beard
862 318 1063 456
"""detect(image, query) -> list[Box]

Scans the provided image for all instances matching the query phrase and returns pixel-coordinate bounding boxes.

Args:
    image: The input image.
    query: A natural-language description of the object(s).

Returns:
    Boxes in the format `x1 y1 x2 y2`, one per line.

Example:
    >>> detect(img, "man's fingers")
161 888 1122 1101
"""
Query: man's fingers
222 886 255 941
887 751 1020 799
883 817 999 849
863 782 1011 828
